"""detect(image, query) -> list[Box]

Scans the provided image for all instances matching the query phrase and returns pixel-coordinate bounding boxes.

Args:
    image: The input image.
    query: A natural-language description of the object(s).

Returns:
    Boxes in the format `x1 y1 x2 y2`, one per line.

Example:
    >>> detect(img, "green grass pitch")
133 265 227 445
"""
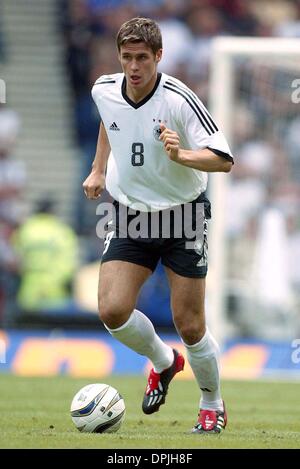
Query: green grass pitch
0 374 299 449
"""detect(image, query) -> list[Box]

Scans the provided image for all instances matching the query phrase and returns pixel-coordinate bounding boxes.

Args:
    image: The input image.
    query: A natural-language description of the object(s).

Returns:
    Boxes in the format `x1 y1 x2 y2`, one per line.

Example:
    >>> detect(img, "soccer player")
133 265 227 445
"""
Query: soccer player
83 17 233 434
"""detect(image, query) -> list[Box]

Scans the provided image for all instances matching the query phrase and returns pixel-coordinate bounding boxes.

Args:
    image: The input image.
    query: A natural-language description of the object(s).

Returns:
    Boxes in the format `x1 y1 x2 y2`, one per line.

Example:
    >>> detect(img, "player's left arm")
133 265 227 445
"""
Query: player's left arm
159 124 232 173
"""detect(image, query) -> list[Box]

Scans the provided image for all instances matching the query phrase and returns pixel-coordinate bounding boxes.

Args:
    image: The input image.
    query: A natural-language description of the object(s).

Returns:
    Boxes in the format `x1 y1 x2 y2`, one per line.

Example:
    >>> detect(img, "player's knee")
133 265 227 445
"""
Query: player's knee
173 313 205 345
98 297 132 329
178 326 204 345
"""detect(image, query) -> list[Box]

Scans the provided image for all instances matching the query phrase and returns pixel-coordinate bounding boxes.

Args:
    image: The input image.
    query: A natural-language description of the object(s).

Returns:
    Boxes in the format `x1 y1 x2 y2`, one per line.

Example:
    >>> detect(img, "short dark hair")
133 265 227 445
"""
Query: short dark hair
116 17 162 55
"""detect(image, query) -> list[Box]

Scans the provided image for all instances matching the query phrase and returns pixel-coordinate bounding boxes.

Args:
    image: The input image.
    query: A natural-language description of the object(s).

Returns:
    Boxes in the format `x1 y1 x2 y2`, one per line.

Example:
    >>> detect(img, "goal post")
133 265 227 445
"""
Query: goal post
207 37 300 346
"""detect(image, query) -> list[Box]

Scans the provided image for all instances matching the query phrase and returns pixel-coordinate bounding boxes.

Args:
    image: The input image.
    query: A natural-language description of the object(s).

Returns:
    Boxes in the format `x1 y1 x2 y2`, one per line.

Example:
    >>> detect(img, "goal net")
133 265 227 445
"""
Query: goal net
207 38 300 345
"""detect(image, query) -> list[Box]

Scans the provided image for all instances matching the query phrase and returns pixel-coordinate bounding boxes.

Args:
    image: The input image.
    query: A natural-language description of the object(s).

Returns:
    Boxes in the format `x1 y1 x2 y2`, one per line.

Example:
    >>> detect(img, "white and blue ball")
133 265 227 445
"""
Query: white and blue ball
70 383 125 433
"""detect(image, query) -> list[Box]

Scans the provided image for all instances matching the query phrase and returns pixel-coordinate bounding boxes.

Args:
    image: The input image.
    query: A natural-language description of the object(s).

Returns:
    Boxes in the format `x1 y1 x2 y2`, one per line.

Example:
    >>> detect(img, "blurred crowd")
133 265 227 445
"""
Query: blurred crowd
0 105 24 324
0 104 80 325
226 61 300 339
0 0 300 337
59 0 300 144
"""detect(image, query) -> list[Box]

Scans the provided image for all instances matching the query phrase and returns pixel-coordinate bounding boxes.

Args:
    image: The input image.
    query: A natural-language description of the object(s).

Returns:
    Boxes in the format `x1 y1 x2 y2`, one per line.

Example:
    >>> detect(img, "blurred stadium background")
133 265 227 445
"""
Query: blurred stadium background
0 0 300 381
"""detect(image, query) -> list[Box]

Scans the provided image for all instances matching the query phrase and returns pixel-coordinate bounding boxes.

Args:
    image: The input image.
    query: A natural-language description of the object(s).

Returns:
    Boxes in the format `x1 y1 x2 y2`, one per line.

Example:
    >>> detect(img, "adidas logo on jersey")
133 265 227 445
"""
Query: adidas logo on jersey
109 122 120 131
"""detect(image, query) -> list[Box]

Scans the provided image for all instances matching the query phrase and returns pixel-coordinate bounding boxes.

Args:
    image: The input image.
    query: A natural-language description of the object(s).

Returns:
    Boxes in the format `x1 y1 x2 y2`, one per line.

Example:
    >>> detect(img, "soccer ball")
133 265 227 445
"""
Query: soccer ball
70 383 125 433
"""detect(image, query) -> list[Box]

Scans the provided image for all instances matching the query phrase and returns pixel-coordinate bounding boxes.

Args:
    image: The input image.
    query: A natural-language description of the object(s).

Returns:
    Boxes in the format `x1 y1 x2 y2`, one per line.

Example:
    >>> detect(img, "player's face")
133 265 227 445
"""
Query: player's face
119 42 162 93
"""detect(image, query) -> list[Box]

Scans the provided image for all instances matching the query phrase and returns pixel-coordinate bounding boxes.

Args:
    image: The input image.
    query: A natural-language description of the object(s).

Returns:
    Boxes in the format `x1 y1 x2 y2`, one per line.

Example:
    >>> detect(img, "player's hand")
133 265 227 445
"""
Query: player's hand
83 171 106 199
159 123 181 162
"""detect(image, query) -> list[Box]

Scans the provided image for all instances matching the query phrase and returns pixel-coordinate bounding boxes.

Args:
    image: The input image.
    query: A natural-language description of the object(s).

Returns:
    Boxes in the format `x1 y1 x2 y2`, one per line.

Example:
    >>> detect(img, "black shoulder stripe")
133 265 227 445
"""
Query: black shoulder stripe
164 84 214 135
165 80 218 133
166 80 218 132
166 80 218 133
94 80 116 85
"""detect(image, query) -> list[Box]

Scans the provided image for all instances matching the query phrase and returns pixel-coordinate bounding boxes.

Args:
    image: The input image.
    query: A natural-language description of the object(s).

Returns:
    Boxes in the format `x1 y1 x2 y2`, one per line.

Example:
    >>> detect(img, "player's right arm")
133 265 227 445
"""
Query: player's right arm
83 121 110 200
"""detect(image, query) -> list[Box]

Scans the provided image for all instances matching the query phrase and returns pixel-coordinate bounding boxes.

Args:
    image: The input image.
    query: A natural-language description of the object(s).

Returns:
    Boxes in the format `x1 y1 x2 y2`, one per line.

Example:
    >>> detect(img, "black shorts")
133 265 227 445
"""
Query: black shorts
101 193 211 278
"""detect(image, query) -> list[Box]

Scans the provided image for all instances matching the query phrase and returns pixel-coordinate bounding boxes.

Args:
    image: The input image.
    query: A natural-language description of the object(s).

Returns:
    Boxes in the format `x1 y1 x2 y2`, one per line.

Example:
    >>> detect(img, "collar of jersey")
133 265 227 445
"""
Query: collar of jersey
121 73 162 109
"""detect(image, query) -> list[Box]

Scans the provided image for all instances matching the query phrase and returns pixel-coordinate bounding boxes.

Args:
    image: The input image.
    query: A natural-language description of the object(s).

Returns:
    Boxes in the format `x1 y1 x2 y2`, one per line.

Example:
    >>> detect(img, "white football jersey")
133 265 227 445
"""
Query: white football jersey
92 72 233 211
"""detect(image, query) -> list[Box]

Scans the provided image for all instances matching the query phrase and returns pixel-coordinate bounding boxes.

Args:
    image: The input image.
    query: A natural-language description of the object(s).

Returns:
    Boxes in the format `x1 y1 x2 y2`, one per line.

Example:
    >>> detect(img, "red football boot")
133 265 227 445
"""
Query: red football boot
142 349 185 415
192 401 227 434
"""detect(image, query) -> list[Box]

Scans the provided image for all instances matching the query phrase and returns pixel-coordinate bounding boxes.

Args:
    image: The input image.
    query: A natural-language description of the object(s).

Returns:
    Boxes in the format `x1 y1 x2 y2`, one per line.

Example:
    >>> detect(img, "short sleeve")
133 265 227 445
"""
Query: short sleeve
91 74 116 119
180 92 234 163
91 81 101 110
91 75 109 108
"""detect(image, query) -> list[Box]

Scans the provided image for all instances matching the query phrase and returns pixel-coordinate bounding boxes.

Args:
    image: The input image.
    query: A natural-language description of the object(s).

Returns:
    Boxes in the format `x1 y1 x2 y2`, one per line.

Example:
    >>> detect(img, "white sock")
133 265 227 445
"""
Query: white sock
183 328 223 411
105 309 174 373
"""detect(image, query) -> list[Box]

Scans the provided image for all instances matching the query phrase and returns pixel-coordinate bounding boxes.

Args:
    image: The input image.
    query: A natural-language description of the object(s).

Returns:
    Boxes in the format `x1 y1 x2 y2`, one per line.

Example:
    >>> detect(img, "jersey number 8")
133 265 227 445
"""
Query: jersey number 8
131 142 144 166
